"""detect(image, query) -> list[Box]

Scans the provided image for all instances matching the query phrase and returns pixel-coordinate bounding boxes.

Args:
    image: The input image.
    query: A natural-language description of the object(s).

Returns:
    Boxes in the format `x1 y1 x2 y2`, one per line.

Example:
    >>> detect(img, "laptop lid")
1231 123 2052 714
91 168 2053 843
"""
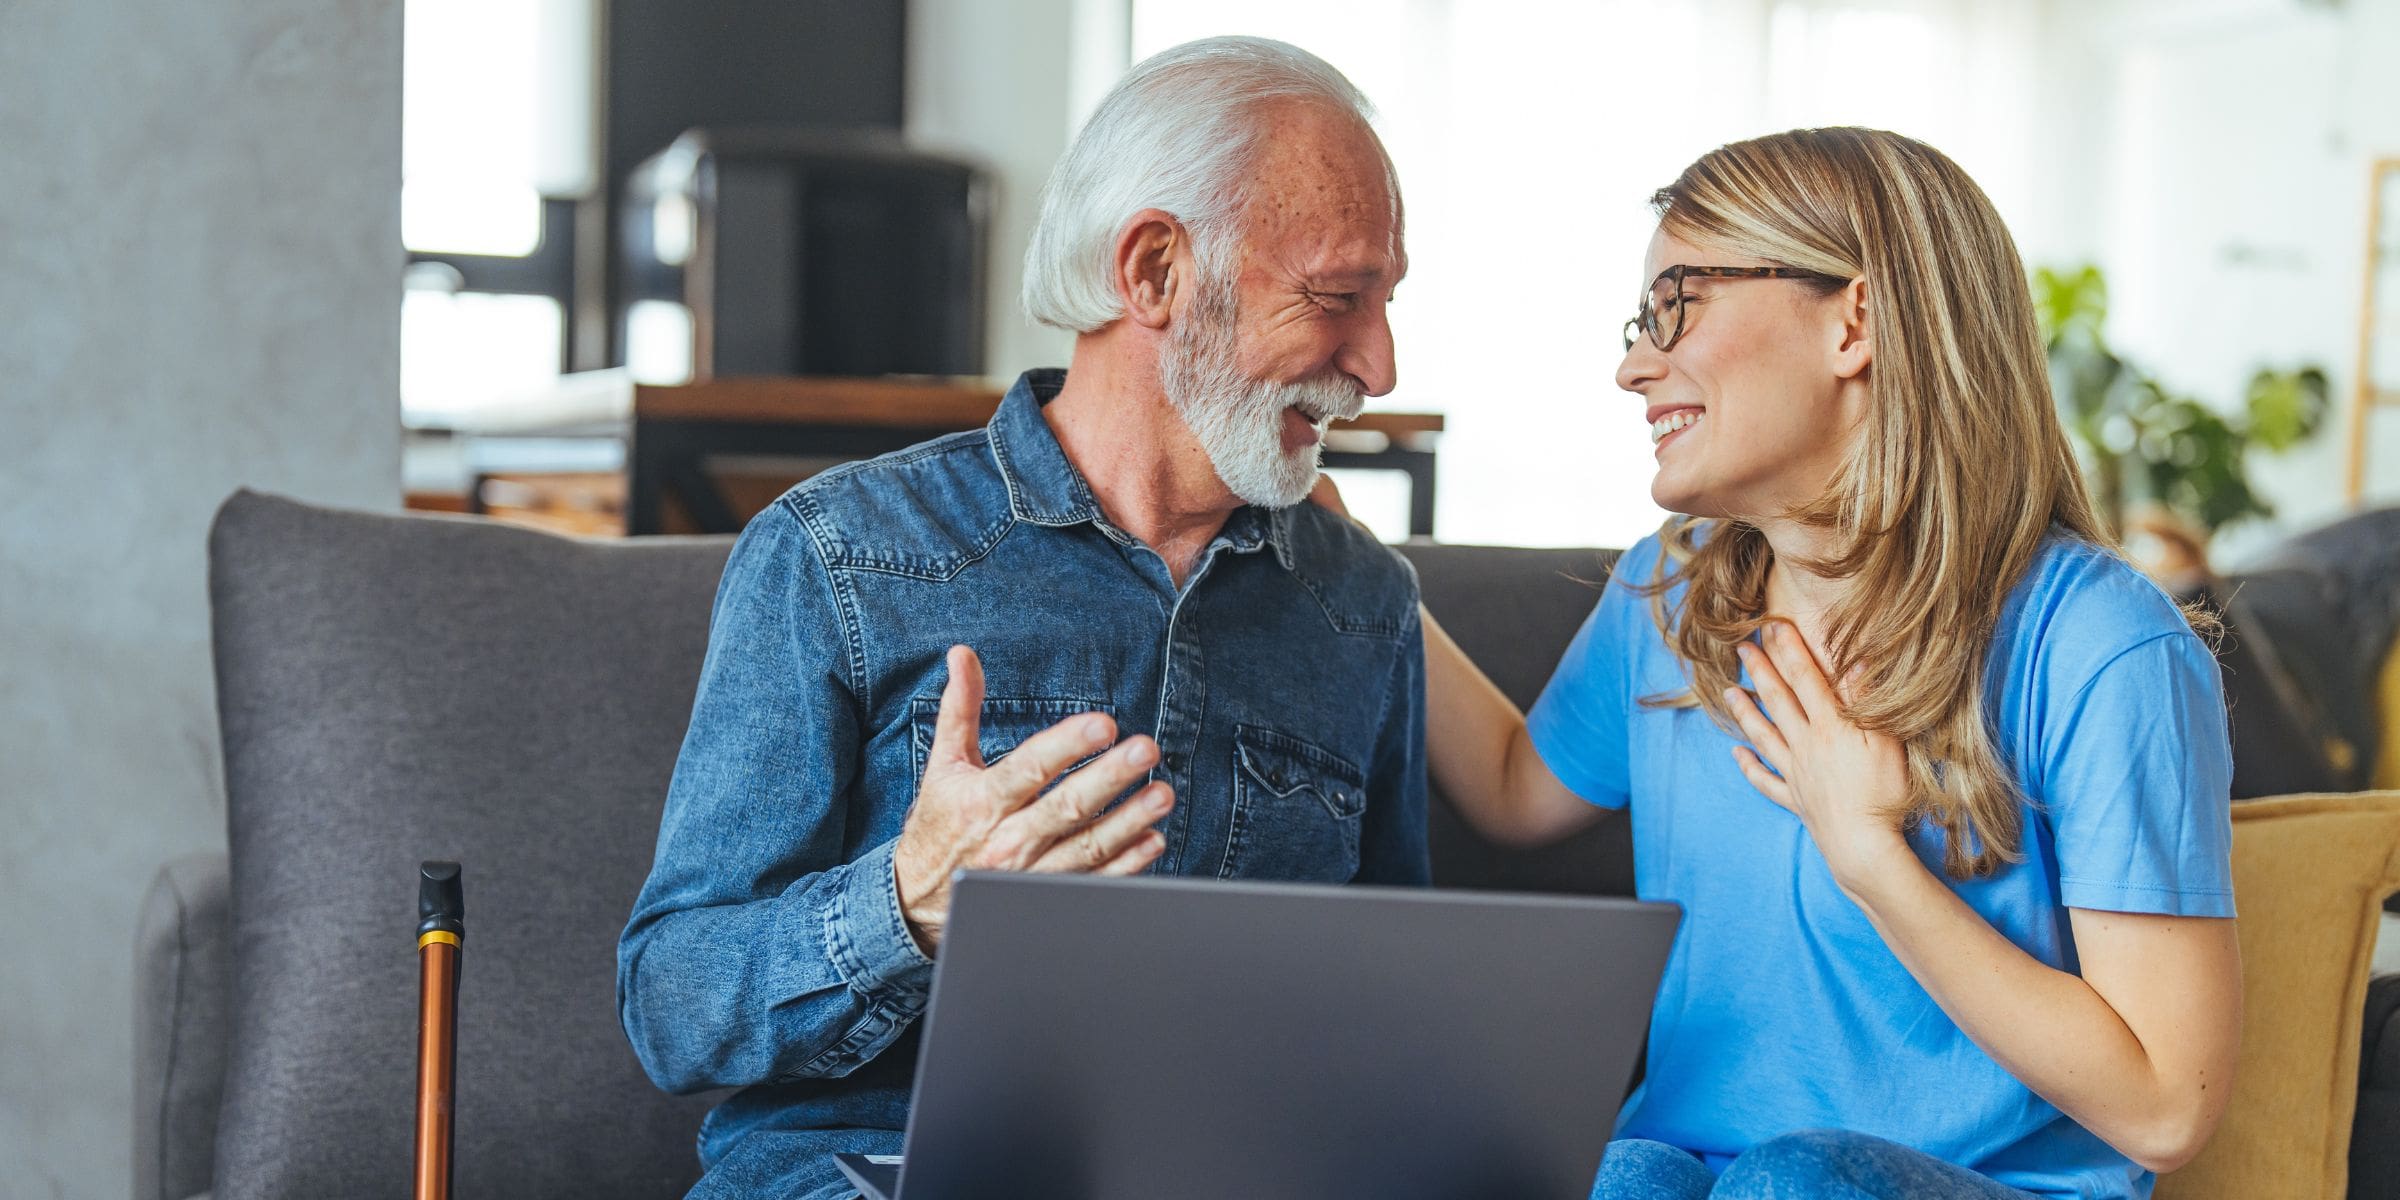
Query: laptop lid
891 873 1680 1200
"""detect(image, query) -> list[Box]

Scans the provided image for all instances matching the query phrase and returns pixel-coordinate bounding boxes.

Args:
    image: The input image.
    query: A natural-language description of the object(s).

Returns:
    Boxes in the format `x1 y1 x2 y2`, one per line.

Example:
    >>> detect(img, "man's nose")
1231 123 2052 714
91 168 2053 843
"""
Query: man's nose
1338 308 1399 398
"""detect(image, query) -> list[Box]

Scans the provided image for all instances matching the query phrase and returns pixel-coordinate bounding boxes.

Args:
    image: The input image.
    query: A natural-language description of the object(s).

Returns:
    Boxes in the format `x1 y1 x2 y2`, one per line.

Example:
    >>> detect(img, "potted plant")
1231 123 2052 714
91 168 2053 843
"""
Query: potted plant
2032 263 2328 551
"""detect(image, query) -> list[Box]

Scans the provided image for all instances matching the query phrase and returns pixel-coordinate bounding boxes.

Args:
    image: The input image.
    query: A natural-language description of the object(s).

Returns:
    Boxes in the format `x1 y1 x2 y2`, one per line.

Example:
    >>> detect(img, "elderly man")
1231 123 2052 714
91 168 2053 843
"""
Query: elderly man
617 36 1422 1199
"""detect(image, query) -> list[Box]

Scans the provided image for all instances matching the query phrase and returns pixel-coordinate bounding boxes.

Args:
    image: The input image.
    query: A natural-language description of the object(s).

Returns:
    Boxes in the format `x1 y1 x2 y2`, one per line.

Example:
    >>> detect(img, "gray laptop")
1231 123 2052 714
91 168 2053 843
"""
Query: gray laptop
833 872 1680 1200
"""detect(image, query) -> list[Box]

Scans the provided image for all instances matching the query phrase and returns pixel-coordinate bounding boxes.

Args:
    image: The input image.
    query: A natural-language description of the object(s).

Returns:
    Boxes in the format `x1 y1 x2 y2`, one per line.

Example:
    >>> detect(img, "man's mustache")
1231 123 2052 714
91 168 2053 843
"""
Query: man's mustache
1278 374 1366 424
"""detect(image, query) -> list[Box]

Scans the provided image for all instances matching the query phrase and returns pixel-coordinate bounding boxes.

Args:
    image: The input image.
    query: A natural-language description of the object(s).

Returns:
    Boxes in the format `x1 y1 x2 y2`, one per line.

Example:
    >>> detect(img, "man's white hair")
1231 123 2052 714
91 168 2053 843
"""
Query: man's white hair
1020 36 1376 333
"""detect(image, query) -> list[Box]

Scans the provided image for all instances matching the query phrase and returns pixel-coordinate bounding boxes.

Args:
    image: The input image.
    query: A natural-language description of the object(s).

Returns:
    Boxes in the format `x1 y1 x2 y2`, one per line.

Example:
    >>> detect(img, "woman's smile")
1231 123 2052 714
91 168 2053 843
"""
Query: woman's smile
1650 407 1704 450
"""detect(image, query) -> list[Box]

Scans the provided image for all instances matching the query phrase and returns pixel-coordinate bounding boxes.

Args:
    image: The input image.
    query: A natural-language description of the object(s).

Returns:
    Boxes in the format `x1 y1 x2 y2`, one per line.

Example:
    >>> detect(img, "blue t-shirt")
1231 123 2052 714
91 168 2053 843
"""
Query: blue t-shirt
1526 531 2234 1200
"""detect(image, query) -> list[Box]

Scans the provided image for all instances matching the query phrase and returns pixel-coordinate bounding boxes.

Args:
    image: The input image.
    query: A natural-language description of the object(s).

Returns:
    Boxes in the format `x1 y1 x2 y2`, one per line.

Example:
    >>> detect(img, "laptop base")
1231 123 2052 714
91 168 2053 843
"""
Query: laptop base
832 1152 901 1200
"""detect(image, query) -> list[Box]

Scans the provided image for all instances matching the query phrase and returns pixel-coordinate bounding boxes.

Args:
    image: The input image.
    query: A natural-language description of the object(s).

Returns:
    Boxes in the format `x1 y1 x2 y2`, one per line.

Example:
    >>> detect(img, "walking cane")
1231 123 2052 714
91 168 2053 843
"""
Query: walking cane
416 861 464 1200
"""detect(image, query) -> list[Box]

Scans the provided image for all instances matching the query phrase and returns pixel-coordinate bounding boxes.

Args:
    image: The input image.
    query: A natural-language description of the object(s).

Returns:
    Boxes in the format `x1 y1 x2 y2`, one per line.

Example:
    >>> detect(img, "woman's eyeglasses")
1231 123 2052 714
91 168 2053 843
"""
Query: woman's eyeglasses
1621 264 1848 353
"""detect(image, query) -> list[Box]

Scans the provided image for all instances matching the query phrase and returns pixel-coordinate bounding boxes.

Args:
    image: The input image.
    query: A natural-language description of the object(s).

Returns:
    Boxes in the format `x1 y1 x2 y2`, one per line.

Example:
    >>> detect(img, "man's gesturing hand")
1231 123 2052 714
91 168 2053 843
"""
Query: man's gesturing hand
891 645 1174 951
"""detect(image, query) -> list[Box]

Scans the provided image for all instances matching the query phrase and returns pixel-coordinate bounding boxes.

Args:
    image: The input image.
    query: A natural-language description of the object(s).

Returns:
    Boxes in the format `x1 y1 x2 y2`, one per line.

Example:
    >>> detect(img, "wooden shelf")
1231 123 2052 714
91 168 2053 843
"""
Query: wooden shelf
629 375 1447 537
633 377 1445 439
2349 158 2400 501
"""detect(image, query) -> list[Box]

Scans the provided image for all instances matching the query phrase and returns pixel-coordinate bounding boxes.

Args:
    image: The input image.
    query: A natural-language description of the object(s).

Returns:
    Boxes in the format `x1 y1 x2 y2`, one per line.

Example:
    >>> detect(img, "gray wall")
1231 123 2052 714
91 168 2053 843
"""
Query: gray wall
903 0 1099 379
0 3 401 1196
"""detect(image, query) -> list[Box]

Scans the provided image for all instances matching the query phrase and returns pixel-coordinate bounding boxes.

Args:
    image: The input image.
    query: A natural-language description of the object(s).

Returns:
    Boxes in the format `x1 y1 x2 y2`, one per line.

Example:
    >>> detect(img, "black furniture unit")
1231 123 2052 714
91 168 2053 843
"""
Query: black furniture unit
598 0 907 367
622 129 990 379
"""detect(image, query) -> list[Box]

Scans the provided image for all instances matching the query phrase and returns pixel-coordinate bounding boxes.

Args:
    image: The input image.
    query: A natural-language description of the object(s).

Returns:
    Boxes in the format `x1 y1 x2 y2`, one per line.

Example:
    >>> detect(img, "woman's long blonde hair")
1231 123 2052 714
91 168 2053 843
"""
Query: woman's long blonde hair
1643 127 2115 879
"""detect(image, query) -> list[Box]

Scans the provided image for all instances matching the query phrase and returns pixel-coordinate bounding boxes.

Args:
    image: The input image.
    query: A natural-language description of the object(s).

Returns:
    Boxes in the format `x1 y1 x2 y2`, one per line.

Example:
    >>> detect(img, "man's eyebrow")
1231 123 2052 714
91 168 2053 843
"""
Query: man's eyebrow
1310 263 1405 289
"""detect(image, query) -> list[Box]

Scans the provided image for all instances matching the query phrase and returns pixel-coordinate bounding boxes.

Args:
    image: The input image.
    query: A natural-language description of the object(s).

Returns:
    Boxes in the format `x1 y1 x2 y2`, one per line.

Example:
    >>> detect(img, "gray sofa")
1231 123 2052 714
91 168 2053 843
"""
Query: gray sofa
138 490 1627 1200
142 491 2400 1199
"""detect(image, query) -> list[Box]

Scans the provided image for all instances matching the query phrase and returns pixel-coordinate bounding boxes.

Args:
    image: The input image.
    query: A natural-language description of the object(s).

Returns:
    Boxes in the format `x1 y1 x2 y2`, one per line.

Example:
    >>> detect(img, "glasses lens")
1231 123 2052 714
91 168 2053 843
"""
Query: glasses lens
1623 317 1640 352
1649 271 1683 350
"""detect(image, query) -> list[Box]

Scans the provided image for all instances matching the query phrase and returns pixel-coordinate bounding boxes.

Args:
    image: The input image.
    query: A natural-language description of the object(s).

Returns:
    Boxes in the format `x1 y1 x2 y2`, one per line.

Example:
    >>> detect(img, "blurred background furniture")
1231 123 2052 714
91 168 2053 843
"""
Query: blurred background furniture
2216 508 2400 800
2358 972 2400 1194
138 492 2396 1198
403 373 1449 539
627 377 1446 536
2348 157 2400 503
619 129 989 381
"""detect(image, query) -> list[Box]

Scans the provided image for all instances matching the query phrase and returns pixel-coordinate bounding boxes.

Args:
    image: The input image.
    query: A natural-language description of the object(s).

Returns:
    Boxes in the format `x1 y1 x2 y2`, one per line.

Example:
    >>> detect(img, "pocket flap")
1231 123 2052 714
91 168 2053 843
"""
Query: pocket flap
910 695 1115 770
1233 725 1367 819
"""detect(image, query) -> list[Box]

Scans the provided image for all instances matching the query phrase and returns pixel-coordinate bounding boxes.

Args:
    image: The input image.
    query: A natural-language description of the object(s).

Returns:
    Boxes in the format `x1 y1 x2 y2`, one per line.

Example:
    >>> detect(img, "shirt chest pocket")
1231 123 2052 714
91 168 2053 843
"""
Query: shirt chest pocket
1220 725 1367 884
908 695 1117 794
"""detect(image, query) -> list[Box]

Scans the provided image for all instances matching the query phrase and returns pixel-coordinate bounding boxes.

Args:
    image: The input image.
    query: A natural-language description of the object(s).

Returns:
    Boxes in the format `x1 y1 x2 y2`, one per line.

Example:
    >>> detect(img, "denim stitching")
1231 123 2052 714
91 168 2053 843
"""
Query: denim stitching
788 493 873 706
822 513 1015 582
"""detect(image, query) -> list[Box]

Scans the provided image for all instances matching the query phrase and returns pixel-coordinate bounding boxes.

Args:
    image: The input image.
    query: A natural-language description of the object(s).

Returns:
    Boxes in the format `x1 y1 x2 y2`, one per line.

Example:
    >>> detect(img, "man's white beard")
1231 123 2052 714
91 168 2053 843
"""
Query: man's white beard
1159 276 1365 509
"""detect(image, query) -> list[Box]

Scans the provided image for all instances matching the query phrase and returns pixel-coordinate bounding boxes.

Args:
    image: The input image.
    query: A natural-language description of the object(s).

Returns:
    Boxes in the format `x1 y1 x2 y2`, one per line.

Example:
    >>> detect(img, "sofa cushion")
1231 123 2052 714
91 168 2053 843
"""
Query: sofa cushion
207 491 730 1198
2156 791 2400 1200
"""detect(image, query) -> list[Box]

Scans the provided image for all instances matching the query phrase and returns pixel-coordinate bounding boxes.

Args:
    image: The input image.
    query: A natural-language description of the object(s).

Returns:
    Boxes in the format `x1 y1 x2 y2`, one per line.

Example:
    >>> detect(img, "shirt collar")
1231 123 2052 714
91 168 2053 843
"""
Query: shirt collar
986 369 1100 527
986 368 1285 561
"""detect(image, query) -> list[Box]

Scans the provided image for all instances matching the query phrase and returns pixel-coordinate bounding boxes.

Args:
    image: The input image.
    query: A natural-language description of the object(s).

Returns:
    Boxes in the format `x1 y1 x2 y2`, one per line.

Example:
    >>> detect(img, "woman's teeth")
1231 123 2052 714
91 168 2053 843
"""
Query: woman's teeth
1651 410 1703 445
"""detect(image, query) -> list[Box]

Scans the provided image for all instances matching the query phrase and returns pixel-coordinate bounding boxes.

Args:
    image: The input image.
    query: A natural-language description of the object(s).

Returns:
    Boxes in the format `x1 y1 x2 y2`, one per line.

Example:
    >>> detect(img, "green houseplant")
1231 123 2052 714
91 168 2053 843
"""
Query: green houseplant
2032 264 2328 539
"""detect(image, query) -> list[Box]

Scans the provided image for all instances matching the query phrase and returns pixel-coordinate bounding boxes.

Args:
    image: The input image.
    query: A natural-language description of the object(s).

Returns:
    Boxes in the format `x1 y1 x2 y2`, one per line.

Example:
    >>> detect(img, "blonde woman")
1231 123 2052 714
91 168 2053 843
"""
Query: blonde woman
1359 129 2241 1198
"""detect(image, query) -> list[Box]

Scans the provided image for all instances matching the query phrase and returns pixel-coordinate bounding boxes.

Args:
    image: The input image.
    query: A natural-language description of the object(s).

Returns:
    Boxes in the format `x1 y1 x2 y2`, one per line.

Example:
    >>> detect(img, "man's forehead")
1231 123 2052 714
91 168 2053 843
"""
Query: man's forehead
1242 109 1406 283
1249 155 1398 228
1244 210 1405 286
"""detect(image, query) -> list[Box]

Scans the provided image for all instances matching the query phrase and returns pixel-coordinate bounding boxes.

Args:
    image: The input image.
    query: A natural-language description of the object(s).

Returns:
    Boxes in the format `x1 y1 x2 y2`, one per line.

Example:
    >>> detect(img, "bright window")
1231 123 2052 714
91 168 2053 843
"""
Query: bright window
400 0 597 423
399 291 566 427
1130 0 2039 548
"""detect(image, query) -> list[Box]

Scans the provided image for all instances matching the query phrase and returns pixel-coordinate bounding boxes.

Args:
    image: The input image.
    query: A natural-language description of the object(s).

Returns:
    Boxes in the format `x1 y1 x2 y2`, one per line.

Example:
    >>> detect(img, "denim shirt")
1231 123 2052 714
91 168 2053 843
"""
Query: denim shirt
618 369 1429 1168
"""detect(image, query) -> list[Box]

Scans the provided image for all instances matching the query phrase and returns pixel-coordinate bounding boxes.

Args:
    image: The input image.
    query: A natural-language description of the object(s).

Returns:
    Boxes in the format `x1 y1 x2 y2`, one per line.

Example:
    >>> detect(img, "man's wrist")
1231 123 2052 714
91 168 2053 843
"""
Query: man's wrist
890 839 940 954
820 839 938 1001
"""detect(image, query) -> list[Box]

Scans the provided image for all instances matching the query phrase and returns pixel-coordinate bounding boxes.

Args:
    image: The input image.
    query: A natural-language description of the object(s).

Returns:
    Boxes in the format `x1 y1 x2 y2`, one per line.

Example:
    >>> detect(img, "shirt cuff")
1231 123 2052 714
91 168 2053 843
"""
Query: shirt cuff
2058 875 2237 919
1524 693 1631 810
819 838 937 1003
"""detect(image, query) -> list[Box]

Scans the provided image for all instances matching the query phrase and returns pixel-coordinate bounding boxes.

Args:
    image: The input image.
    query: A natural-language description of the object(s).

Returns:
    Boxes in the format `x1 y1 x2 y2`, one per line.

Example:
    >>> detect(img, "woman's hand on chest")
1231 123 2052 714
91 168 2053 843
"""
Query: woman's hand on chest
1722 620 1918 893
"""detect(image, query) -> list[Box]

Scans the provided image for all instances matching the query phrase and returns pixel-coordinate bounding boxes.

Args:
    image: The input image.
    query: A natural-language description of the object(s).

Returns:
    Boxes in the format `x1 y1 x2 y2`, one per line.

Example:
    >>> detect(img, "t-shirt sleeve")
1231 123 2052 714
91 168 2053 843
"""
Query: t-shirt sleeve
2043 630 2236 917
1524 548 1648 810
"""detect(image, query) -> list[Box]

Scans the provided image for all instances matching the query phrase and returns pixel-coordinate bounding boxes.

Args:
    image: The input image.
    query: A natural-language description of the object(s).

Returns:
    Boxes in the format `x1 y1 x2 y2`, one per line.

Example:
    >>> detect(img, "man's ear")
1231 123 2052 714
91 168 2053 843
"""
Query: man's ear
1830 275 1872 381
1115 209 1186 331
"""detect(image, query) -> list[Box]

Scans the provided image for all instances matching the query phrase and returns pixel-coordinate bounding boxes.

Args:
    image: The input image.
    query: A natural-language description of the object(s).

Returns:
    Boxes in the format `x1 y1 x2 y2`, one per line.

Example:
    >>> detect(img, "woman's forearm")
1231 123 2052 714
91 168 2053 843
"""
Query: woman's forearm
1420 605 1597 845
1842 848 2240 1174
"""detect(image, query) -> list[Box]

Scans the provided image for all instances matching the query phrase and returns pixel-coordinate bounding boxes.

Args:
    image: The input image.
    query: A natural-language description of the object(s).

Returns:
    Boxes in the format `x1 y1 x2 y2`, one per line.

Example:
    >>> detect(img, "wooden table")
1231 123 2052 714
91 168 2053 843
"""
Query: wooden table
628 377 1445 536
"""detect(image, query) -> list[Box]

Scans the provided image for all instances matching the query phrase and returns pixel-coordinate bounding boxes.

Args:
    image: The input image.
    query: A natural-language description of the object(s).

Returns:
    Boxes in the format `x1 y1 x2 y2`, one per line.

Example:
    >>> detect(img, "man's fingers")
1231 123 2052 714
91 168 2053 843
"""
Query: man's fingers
1001 735 1160 852
930 646 987 769
984 710 1118 807
1093 829 1168 877
1029 781 1174 874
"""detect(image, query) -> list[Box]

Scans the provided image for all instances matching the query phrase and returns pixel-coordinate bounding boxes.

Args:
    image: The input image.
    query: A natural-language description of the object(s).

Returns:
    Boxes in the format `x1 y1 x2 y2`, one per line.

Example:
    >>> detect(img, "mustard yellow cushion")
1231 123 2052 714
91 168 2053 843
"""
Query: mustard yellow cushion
2156 791 2400 1200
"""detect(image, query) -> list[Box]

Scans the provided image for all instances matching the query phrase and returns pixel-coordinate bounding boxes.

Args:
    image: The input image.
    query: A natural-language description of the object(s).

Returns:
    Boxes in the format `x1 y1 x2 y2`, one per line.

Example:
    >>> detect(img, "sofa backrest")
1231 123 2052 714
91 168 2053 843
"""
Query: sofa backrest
204 492 1626 1197
1399 542 1633 896
209 491 730 1198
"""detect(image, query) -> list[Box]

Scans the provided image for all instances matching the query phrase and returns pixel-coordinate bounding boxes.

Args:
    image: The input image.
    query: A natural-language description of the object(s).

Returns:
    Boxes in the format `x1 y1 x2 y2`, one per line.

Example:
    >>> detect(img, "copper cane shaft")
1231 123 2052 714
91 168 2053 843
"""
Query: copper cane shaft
416 938 458 1200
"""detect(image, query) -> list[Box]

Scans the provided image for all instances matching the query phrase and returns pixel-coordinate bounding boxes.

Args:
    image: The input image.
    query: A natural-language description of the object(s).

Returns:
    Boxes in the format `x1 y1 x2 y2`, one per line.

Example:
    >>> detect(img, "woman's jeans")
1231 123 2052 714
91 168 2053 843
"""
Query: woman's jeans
1593 1131 2045 1199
